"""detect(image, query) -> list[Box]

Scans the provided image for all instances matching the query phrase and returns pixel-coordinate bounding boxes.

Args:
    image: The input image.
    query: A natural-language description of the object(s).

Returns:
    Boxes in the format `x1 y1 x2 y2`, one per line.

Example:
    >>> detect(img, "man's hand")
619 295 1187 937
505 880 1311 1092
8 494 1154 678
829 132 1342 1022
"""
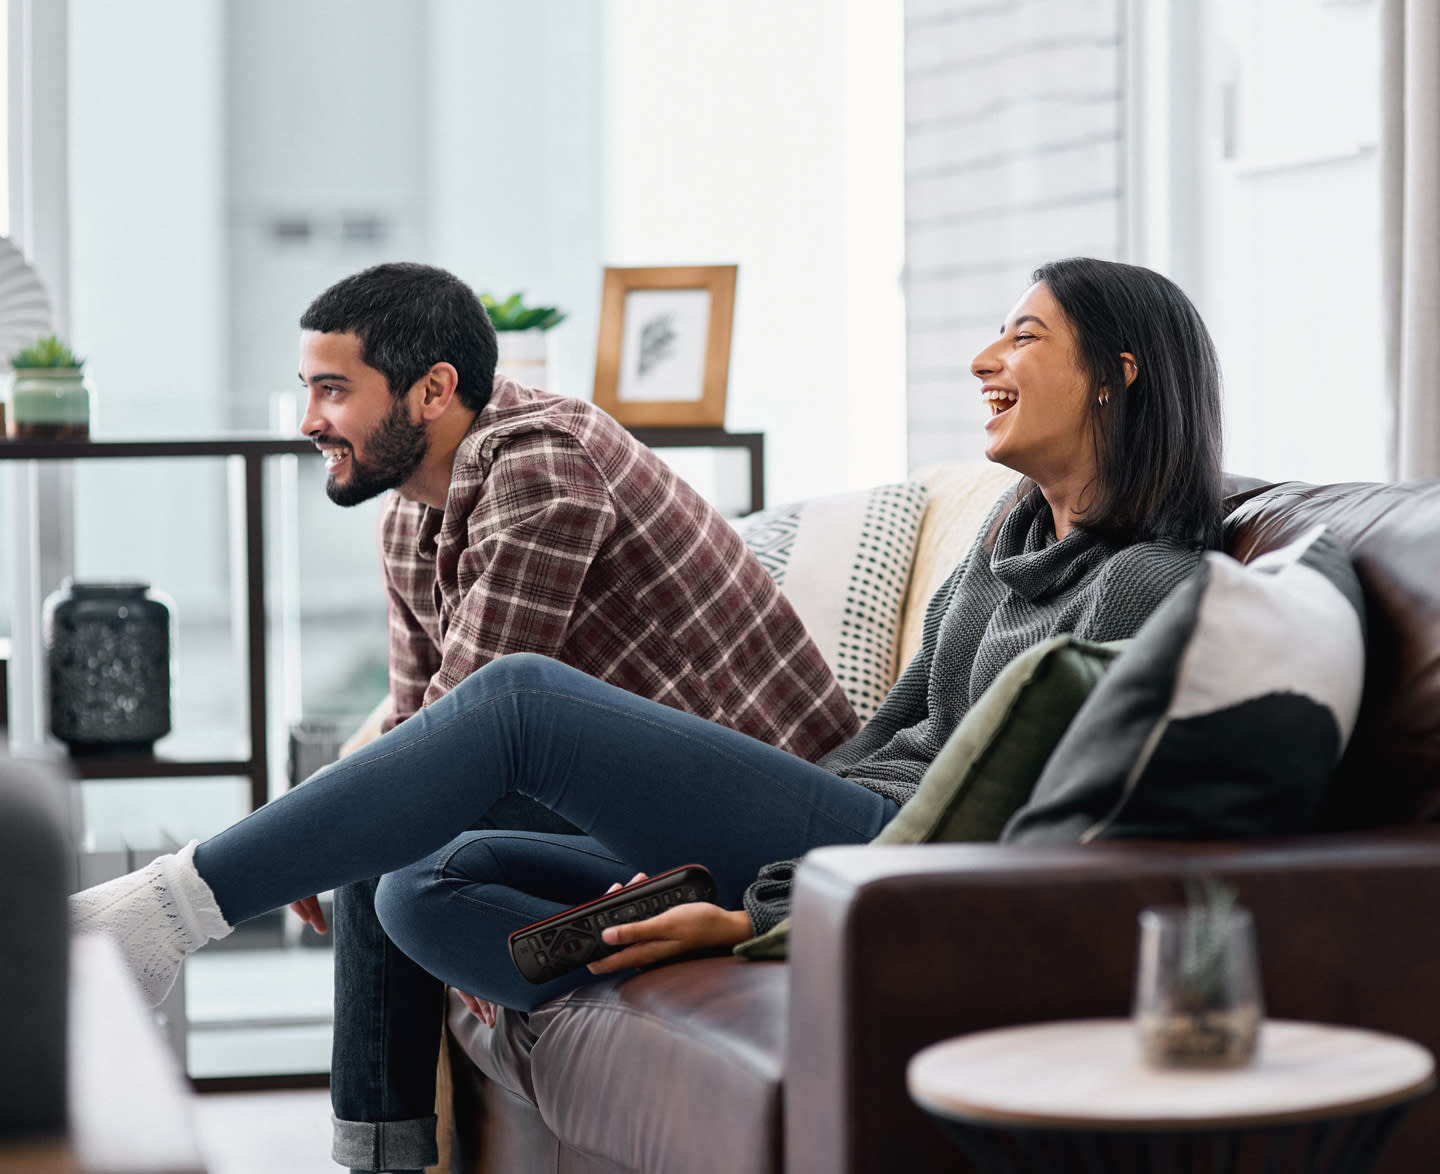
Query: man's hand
289 896 328 935
456 990 498 1028
587 877 753 975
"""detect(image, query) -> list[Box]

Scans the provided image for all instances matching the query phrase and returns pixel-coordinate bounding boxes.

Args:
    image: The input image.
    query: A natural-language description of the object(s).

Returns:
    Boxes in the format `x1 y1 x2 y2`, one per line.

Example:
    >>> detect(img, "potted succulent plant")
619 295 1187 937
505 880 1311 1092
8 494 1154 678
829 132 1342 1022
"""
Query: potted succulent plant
9 334 90 439
1133 877 1265 1068
480 292 567 391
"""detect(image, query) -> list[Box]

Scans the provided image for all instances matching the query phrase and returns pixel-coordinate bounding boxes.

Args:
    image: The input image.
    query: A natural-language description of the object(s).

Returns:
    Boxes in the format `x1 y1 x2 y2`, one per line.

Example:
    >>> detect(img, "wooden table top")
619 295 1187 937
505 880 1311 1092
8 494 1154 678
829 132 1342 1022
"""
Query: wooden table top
908 1019 1436 1132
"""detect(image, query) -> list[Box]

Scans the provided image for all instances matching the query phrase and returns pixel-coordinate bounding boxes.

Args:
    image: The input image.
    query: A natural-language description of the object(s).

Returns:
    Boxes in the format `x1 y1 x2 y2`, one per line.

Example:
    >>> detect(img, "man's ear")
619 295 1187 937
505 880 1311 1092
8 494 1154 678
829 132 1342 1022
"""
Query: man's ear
415 362 460 420
1120 352 1139 388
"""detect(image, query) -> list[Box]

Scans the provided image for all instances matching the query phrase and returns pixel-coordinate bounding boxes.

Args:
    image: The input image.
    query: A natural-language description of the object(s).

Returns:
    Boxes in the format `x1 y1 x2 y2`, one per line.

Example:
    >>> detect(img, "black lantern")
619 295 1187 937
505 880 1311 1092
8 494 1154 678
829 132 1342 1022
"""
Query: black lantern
44 580 173 753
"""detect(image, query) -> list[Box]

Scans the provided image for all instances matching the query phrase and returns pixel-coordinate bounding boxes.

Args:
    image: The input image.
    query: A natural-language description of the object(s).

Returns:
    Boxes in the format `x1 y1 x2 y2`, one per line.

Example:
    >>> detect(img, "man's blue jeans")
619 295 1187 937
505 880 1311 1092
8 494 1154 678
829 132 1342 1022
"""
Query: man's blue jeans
329 878 443 1172
194 654 894 1172
328 790 583 1172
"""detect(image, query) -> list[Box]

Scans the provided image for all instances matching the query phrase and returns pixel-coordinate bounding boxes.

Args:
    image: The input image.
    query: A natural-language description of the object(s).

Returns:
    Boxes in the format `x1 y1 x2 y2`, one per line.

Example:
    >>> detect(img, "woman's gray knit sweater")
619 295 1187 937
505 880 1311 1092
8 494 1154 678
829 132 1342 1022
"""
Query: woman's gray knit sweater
743 485 1203 933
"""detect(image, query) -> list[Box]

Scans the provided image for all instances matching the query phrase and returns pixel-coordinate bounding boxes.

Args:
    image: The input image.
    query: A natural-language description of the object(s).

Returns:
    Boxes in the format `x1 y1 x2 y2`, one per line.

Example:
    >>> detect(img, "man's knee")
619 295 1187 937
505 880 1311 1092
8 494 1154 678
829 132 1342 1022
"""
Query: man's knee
462 651 572 698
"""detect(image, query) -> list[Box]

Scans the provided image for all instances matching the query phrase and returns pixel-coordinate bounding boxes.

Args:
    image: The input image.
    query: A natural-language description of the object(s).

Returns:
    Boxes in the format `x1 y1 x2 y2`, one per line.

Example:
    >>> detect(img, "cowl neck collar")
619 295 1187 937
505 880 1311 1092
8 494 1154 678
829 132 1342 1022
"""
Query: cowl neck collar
988 487 1108 601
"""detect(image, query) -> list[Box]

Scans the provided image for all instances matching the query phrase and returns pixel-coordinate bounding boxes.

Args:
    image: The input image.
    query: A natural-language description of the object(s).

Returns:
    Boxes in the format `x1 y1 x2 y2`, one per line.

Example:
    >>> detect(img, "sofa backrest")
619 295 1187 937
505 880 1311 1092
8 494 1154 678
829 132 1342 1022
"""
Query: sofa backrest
1224 478 1440 829
900 462 1020 666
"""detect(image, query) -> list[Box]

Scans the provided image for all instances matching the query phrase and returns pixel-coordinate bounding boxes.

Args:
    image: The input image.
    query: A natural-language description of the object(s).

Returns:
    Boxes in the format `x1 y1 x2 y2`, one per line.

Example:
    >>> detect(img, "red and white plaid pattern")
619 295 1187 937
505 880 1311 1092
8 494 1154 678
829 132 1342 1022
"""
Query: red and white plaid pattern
379 377 859 763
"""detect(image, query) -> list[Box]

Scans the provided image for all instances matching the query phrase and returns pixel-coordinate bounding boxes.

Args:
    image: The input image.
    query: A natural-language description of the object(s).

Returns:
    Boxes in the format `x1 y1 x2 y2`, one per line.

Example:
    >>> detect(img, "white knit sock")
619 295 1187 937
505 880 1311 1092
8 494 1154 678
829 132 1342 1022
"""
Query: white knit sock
69 839 233 1006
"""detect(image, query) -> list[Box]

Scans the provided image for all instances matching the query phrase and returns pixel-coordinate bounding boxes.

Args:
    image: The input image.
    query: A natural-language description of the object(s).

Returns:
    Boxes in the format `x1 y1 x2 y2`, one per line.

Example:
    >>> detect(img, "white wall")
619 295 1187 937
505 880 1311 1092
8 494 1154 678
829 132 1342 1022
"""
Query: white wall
426 0 607 405
66 1 904 523
903 0 1124 471
223 0 430 432
606 0 906 506
67 0 232 612
69 0 226 437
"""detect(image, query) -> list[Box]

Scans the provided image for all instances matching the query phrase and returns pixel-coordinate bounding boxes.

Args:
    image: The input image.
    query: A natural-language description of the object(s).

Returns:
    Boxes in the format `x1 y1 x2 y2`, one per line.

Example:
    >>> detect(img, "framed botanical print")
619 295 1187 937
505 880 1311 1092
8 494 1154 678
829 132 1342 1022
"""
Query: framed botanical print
592 264 737 427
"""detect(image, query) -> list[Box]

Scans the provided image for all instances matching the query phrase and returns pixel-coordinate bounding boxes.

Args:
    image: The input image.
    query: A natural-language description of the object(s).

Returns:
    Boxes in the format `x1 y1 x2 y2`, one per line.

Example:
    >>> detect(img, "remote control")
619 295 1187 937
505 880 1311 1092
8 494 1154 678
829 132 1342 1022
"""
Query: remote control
509 864 717 984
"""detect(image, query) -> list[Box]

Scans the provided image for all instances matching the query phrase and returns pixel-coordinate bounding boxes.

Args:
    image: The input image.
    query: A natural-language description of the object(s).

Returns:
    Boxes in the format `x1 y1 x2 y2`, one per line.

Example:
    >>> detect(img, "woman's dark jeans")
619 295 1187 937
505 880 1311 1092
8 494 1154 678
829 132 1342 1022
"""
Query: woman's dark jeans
193 654 895 1172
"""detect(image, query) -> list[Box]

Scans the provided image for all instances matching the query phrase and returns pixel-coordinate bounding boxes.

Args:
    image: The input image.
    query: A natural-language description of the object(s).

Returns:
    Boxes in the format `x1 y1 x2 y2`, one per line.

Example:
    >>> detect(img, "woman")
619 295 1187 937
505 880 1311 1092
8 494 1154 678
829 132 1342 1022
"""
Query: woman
73 257 1223 1019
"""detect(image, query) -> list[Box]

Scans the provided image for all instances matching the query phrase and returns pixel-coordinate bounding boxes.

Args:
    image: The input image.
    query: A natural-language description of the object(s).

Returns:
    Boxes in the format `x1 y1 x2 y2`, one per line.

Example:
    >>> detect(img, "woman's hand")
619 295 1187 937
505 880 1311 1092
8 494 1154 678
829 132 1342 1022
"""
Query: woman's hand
458 871 754 1020
585 872 753 975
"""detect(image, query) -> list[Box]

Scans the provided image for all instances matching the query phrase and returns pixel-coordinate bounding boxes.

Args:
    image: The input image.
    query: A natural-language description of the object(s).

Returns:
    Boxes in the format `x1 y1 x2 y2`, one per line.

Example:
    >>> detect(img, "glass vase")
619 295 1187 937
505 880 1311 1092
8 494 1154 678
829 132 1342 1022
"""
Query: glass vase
1133 905 1265 1069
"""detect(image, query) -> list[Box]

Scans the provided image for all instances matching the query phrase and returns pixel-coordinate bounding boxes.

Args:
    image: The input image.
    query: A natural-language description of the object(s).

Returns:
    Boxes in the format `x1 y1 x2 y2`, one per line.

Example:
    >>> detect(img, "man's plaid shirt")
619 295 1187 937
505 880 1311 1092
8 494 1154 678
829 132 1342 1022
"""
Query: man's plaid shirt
378 377 859 763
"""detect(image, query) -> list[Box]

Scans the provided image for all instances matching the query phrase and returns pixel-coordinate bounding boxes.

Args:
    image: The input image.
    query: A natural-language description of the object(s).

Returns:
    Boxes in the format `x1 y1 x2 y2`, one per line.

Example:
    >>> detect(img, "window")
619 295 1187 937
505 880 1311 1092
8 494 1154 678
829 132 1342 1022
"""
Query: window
1134 0 1383 483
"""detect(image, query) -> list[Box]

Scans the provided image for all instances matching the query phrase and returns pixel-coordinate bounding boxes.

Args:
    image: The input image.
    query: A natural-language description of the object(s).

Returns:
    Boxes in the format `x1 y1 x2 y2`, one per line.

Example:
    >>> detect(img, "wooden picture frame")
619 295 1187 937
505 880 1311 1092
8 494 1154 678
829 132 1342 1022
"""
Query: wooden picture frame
592 265 737 428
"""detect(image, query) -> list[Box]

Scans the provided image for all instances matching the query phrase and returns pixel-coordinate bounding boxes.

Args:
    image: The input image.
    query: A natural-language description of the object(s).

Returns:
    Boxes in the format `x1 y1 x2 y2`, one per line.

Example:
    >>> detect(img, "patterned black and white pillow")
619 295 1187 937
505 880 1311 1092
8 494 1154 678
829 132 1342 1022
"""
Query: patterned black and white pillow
734 481 928 721
1003 524 1367 844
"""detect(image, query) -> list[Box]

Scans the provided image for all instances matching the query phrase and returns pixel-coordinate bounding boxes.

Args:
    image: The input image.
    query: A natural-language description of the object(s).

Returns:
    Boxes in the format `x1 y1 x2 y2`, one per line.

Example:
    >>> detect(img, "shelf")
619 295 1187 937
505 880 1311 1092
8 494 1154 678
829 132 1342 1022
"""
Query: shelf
64 755 255 781
623 427 765 513
0 436 317 460
1 436 320 810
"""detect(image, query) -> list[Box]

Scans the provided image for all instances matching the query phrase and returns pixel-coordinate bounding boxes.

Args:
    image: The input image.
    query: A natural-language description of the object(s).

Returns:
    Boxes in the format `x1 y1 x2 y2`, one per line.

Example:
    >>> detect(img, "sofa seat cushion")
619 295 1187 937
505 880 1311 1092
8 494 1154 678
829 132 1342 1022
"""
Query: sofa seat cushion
451 956 788 1174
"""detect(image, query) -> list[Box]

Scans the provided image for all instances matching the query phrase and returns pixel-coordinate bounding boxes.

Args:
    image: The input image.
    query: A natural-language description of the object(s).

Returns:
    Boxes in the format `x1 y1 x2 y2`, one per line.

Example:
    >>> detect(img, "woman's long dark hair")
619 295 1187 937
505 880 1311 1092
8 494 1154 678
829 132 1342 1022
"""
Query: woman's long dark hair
1033 257 1224 549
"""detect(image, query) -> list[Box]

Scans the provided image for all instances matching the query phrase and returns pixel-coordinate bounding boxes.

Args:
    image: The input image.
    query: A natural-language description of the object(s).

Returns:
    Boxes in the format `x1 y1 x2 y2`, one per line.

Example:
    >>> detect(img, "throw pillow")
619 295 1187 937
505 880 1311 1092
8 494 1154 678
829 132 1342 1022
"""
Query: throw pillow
733 480 927 721
733 633 1128 960
1003 524 1366 845
870 635 1128 845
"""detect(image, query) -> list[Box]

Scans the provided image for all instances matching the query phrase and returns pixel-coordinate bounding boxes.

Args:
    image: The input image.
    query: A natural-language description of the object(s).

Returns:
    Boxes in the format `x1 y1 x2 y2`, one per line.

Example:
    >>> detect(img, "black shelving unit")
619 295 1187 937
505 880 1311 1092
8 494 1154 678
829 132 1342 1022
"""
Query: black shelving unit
0 436 317 812
624 427 765 514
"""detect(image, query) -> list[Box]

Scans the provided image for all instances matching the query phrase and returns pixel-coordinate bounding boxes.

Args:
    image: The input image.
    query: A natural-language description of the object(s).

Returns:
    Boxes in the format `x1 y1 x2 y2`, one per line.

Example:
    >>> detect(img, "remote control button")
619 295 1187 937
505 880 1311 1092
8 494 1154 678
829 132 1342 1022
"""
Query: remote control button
556 931 589 957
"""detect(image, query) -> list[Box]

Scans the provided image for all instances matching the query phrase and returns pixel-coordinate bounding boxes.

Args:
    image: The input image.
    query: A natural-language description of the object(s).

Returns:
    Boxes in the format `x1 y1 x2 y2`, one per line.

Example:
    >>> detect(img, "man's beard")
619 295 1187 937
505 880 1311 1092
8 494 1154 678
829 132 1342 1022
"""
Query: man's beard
325 398 428 507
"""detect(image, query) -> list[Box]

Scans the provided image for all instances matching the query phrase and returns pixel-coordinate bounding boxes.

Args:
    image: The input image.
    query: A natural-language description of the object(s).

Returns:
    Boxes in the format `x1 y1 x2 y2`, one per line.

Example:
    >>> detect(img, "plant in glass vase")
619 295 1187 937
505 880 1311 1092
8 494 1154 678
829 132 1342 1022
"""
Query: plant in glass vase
9 333 90 439
480 292 567 390
1134 876 1265 1068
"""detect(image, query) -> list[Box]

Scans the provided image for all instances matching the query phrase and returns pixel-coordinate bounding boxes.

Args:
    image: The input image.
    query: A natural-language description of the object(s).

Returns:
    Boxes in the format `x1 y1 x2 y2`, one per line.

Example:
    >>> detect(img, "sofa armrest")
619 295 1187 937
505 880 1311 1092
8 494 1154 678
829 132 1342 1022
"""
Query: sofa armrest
784 833 1440 1174
68 933 207 1173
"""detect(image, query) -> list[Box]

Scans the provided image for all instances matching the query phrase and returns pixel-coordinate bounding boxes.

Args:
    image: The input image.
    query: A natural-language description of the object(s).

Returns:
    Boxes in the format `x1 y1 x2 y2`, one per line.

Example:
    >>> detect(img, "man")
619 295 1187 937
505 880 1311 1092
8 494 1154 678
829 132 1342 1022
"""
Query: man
293 262 858 1173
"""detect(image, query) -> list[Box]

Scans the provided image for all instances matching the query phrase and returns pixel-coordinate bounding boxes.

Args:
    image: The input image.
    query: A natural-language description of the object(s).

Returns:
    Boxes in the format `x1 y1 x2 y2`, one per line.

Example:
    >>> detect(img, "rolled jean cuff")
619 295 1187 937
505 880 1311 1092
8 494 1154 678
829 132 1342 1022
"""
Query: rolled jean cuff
331 1112 438 1172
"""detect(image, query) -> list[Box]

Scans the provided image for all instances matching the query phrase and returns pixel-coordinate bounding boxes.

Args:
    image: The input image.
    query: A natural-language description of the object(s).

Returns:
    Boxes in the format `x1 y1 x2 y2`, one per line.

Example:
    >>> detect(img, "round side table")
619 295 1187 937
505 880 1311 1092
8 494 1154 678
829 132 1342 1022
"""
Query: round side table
908 1019 1435 1173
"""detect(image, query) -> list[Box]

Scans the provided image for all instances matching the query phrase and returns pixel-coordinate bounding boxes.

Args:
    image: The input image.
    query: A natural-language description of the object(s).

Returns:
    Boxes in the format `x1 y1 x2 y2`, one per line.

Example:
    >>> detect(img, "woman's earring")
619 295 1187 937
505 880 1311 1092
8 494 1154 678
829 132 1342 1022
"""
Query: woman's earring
1098 392 1110 406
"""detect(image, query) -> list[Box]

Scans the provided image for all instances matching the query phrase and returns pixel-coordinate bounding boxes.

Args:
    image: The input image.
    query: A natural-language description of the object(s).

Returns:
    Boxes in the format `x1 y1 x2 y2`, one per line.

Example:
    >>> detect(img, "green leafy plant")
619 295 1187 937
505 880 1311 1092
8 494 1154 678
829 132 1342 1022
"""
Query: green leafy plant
479 292 567 332
1176 875 1238 1011
1136 876 1260 1068
11 334 85 370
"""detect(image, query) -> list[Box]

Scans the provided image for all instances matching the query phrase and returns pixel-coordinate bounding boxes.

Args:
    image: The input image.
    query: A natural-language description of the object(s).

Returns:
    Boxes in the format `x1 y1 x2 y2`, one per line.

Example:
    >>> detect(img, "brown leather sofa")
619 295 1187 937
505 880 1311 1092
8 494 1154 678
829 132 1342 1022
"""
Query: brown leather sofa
440 468 1440 1174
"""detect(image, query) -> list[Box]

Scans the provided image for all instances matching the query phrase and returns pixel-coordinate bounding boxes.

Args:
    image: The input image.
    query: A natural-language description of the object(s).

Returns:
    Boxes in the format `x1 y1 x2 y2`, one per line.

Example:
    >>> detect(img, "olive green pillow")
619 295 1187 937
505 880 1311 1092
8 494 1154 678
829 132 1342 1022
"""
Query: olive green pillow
734 635 1127 960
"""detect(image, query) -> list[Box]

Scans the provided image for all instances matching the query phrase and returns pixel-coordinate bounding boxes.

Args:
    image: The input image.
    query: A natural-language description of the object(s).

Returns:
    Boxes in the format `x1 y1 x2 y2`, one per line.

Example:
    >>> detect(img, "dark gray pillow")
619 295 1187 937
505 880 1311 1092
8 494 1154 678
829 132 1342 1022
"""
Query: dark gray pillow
1003 525 1366 845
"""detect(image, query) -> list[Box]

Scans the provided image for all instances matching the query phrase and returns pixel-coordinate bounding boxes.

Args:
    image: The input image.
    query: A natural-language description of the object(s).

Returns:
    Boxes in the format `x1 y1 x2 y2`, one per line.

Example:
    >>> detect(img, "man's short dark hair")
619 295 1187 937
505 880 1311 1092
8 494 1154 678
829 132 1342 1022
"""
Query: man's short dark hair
300 262 498 412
